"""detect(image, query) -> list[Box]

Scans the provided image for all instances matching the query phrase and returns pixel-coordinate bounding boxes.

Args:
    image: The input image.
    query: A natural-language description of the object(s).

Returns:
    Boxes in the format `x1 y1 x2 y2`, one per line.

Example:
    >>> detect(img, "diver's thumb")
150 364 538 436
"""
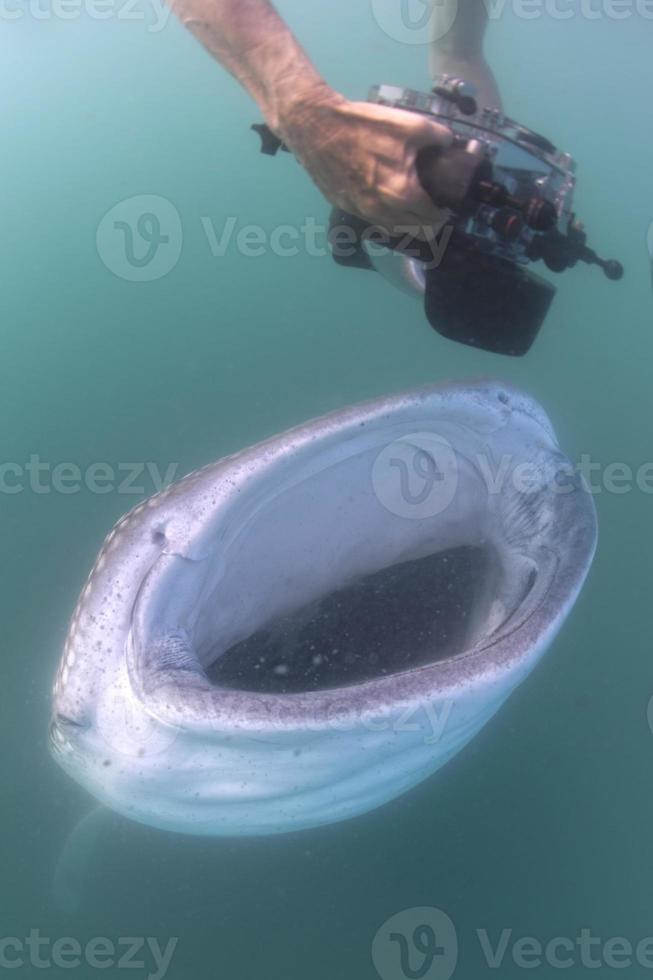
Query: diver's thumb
408 115 454 152
415 138 483 212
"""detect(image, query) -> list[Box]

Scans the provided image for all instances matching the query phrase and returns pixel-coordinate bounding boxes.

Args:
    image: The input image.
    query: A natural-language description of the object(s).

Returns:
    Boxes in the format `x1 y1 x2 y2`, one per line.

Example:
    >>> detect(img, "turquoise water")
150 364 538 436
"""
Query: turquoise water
3 3 653 978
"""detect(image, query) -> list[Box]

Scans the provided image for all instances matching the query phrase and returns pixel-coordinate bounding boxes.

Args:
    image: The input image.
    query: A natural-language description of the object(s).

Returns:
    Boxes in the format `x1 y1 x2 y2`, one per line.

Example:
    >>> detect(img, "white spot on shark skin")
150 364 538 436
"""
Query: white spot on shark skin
49 382 597 837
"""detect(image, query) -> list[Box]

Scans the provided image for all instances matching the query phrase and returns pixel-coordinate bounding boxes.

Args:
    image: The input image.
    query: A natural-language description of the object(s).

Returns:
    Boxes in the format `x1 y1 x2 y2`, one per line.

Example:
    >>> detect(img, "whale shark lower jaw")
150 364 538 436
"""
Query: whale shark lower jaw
50 382 597 836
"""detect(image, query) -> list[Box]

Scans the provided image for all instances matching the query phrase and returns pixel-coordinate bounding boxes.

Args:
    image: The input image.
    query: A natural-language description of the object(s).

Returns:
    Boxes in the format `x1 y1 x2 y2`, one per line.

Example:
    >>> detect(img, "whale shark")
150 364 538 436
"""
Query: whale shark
50 382 597 836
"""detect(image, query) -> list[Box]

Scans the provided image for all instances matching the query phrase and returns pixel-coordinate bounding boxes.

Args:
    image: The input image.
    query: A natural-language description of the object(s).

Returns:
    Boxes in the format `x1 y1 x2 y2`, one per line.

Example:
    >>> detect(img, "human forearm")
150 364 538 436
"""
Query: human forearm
167 0 455 234
430 0 503 111
430 0 490 59
169 0 331 133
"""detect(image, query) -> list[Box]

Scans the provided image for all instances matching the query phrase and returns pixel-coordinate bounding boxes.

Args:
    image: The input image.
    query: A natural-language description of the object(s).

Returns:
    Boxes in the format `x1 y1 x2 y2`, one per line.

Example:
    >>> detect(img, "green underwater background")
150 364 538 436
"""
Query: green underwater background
3 2 653 977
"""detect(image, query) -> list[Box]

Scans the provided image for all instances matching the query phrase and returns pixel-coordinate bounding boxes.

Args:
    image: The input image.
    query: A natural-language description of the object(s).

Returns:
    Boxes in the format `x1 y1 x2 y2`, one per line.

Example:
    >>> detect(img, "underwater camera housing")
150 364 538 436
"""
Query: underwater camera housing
345 80 624 355
252 77 623 356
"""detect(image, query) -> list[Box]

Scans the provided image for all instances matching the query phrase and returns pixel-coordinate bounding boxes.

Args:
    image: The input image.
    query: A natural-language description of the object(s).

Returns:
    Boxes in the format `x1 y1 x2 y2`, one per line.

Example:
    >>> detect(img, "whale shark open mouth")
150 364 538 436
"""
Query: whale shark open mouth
210 544 499 693
50 382 597 837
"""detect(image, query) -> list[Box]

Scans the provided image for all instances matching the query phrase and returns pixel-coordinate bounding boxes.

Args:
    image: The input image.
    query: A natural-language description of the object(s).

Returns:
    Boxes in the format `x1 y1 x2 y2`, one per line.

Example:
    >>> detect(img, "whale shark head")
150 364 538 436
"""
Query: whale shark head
50 382 597 836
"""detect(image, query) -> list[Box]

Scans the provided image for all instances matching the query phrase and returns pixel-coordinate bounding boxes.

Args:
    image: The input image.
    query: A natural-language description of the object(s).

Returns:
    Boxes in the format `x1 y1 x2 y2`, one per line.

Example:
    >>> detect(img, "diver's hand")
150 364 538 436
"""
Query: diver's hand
277 89 454 236
173 1 452 233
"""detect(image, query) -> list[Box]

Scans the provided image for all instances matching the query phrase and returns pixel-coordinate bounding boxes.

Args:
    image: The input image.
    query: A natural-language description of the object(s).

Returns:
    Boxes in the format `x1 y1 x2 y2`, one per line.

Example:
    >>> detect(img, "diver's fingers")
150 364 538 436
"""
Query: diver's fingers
402 120 456 228
352 183 449 238
371 171 450 234
316 100 453 232
347 100 453 151
402 114 454 152
371 111 453 227
372 207 450 241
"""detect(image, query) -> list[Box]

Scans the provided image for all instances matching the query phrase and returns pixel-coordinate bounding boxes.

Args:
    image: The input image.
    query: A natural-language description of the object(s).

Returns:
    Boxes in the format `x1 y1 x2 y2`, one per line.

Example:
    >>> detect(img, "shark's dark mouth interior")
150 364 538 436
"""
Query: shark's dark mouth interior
166 442 545 698
208 544 499 694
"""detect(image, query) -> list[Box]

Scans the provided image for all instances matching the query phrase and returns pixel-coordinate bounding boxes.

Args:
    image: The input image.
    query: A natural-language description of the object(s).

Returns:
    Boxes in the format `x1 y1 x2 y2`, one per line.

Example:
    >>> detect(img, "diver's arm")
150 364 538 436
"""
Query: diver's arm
430 0 503 112
170 0 327 135
169 0 453 232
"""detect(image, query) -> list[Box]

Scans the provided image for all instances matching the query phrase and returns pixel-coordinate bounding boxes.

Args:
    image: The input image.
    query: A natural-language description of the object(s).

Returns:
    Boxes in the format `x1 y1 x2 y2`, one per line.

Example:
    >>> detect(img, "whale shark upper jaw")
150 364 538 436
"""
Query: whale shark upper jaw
50 382 597 836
